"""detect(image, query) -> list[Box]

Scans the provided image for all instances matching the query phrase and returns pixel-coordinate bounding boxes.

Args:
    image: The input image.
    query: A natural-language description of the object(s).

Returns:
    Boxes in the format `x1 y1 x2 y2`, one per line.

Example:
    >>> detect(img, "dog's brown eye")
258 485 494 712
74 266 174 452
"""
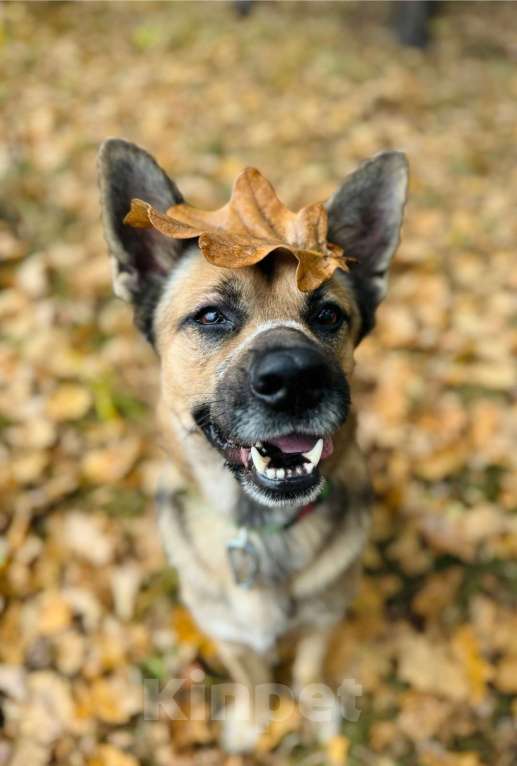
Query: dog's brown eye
313 303 345 330
196 307 227 325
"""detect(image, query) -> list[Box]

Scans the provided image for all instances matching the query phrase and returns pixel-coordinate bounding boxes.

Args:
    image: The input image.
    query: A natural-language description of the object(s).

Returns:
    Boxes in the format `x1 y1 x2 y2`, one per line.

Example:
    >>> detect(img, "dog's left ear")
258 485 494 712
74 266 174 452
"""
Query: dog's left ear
326 151 409 339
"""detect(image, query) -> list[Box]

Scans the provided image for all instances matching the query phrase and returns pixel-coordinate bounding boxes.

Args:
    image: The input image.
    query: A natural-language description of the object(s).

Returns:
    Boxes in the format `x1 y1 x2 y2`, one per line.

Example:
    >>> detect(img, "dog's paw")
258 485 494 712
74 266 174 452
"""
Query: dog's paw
298 685 342 744
220 701 267 753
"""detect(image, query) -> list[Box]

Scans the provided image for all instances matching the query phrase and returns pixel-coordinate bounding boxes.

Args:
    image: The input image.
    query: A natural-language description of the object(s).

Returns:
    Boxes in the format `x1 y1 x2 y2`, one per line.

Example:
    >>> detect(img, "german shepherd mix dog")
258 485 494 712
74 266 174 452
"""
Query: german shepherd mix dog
98 140 408 751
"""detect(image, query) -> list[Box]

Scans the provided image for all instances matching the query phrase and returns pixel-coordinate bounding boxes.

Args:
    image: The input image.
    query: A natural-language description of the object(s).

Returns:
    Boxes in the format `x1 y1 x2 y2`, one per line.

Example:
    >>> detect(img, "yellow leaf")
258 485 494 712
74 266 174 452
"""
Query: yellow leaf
46 383 92 421
85 676 142 724
327 734 350 765
36 591 72 636
421 752 481 766
452 625 493 703
171 606 215 658
88 744 139 766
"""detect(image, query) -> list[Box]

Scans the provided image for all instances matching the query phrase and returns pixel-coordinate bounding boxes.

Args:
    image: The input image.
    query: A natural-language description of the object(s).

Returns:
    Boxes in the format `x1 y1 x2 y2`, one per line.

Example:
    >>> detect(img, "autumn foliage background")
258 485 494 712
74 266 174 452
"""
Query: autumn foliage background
1 3 516 766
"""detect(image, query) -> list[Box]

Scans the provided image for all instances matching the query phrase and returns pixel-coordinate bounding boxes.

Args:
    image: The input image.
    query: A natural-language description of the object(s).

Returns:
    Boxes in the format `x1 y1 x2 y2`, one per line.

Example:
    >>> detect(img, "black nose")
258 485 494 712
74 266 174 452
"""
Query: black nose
250 346 330 411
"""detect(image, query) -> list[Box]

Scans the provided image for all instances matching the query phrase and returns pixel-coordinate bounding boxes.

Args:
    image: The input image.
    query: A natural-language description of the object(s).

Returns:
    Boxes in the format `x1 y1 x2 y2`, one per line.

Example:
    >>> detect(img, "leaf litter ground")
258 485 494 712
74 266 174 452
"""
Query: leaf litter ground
1 3 516 765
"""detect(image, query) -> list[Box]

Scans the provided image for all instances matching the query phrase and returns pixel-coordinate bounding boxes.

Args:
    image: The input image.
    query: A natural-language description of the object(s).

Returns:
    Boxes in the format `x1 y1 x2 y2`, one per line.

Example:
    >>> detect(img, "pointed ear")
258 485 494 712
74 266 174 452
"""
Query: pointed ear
97 139 186 340
326 151 409 338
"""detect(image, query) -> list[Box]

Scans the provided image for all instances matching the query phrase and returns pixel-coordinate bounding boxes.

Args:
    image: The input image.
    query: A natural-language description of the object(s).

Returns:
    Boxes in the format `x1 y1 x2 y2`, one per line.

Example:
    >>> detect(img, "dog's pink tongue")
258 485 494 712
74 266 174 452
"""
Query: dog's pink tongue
235 435 334 465
268 435 318 453
268 434 334 458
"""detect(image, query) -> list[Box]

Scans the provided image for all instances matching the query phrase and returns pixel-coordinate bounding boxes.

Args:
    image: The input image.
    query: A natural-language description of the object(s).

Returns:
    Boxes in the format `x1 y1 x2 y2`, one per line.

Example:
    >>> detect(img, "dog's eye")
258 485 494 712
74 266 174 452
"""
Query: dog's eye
312 303 346 331
195 307 228 326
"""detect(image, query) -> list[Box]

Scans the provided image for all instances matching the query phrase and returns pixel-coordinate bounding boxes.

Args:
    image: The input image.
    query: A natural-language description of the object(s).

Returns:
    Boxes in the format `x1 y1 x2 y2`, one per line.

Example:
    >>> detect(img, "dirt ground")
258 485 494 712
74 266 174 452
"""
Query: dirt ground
1 2 516 765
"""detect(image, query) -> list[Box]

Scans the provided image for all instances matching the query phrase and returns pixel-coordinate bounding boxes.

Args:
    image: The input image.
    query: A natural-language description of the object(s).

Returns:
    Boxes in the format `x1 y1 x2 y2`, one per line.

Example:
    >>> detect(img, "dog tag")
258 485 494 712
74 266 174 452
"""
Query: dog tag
227 528 260 589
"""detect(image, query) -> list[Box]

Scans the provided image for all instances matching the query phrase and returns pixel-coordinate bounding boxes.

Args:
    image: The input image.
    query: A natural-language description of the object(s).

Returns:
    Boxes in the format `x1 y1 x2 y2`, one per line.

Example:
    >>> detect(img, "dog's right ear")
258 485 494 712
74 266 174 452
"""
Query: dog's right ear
97 139 185 341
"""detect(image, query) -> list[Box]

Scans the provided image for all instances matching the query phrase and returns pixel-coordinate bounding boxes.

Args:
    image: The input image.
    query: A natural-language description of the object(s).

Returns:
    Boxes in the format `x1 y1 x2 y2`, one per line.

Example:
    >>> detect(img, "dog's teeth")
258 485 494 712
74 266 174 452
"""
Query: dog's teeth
303 462 314 474
296 465 304 475
266 468 276 480
251 446 270 474
276 468 285 480
302 438 323 468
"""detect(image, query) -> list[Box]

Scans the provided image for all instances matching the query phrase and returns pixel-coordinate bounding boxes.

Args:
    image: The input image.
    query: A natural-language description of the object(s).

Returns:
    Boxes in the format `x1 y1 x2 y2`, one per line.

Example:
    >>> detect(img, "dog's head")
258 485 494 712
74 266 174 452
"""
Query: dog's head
98 140 408 508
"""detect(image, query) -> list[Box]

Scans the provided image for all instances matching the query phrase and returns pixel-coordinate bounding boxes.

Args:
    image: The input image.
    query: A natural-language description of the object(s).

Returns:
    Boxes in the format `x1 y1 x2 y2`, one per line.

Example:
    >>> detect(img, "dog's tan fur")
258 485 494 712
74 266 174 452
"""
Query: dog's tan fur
97 140 408 750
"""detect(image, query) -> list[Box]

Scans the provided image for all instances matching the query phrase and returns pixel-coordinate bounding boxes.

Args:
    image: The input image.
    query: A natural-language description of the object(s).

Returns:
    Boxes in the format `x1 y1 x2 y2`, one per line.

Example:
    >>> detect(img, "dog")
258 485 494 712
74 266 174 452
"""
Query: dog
97 139 408 751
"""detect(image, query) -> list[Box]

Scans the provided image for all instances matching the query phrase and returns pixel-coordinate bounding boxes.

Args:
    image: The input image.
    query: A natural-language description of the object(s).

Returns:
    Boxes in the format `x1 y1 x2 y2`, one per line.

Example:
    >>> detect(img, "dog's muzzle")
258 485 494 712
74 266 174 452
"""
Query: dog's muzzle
196 326 350 506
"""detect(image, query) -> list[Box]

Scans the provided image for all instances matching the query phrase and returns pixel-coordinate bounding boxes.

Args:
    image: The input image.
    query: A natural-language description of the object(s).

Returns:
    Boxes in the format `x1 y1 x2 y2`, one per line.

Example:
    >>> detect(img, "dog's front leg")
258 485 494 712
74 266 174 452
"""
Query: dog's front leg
292 627 341 743
216 639 272 753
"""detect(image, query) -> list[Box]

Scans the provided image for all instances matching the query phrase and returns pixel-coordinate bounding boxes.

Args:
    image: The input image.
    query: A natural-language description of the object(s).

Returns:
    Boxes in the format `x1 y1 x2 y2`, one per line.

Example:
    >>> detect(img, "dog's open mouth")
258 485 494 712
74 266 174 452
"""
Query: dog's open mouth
231 434 333 483
194 409 333 504
230 433 333 504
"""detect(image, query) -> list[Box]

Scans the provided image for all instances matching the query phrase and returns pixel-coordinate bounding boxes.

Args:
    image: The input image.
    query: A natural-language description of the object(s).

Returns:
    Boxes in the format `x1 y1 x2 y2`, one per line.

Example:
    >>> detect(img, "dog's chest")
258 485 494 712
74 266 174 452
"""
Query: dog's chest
177 511 296 651
157 492 335 653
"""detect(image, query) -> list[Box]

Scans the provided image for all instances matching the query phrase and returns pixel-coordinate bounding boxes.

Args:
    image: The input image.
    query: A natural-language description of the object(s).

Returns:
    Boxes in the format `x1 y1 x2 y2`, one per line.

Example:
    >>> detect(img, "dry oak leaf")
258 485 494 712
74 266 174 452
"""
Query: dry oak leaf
124 167 349 292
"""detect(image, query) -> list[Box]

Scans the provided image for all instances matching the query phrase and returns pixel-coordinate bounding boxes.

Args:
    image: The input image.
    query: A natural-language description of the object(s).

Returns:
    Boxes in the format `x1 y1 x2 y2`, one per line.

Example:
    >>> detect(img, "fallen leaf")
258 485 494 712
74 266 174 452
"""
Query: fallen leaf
88 744 139 766
412 569 463 620
171 607 215 659
397 630 470 701
81 675 142 724
326 734 350 765
46 384 92 421
10 451 48 485
124 167 349 292
81 437 140 484
54 630 86 676
255 696 301 753
35 591 73 636
398 691 451 742
62 511 114 566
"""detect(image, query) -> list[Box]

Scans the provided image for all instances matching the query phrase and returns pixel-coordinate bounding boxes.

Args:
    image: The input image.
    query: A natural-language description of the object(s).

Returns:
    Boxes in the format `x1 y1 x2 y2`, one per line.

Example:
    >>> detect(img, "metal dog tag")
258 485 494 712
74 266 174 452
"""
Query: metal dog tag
227 528 260 589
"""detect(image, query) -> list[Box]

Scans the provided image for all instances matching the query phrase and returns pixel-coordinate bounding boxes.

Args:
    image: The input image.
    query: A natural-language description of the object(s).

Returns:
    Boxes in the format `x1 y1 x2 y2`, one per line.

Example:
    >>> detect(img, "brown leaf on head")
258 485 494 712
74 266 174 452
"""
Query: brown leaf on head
123 167 349 291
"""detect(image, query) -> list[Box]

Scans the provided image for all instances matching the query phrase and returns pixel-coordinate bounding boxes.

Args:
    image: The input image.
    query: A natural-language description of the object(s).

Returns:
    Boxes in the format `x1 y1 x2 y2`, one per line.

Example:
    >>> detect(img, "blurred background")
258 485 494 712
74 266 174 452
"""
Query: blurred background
0 2 516 765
